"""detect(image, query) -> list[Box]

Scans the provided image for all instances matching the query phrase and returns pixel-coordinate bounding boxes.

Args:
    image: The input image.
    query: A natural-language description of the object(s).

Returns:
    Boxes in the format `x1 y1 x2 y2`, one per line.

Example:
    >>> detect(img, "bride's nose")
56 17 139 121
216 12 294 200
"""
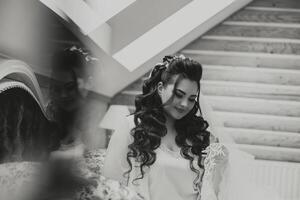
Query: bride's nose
179 98 189 108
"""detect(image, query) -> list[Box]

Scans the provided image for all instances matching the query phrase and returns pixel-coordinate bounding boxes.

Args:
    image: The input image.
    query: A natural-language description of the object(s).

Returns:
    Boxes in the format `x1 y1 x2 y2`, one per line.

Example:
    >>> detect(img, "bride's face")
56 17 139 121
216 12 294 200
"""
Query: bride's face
158 77 198 120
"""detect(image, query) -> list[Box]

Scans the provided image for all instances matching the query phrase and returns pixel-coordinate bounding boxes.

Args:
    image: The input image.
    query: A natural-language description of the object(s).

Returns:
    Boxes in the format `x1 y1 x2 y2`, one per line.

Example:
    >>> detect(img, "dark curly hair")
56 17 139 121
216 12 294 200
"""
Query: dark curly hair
51 46 96 81
126 55 210 188
48 46 97 144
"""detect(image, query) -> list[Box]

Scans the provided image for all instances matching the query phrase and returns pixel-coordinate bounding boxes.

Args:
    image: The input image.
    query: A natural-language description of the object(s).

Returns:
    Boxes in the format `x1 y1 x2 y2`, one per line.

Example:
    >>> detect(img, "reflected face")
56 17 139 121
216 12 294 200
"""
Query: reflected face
159 77 198 120
50 70 81 111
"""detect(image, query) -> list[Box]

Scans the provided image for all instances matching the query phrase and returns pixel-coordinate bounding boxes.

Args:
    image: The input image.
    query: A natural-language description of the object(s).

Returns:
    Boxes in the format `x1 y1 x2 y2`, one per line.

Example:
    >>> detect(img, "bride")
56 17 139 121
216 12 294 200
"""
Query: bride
103 55 229 200
103 55 283 200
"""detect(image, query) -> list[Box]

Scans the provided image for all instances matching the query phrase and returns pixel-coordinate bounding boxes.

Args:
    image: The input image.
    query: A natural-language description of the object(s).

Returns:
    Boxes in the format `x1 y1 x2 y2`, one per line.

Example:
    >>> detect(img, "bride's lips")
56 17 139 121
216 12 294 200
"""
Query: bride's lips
174 107 186 114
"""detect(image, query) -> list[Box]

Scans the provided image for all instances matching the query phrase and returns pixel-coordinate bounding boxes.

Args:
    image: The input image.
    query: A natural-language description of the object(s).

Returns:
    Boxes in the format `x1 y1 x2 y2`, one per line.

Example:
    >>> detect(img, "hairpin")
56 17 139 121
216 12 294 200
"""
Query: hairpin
67 46 99 63
148 55 187 78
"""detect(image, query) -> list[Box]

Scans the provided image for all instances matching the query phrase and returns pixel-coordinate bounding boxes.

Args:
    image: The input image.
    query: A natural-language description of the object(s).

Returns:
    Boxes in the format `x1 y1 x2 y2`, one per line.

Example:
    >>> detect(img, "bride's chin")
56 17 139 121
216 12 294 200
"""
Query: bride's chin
164 108 188 120
171 112 186 120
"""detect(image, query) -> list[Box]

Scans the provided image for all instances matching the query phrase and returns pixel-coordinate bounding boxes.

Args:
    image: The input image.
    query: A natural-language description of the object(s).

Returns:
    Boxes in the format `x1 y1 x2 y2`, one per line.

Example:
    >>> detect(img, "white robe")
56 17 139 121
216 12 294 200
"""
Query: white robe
103 115 221 200
102 115 282 200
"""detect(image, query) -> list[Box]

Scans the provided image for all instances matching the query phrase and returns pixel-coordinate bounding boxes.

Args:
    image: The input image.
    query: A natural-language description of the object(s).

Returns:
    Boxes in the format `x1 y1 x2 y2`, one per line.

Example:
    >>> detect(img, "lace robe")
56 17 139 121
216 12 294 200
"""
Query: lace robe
103 115 228 200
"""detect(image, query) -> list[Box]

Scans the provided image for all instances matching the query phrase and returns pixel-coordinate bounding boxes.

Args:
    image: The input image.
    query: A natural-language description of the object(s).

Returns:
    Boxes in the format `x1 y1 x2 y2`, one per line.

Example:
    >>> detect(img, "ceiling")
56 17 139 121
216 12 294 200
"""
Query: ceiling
1 0 251 98
0 0 85 77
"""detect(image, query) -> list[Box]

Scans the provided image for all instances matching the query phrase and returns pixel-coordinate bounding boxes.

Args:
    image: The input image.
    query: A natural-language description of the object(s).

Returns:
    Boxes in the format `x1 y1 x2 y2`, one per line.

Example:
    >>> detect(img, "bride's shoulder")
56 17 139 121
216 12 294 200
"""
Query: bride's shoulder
205 142 228 154
204 143 229 160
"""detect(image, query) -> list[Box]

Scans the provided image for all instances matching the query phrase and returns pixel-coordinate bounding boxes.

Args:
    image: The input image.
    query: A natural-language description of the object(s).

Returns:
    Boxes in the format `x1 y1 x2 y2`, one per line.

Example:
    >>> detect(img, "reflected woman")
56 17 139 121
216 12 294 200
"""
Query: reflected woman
47 46 94 159
103 55 227 200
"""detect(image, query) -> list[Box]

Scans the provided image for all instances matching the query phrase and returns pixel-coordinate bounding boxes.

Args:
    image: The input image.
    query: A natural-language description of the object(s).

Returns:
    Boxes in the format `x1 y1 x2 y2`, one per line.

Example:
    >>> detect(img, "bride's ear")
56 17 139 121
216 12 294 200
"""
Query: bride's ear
157 82 164 96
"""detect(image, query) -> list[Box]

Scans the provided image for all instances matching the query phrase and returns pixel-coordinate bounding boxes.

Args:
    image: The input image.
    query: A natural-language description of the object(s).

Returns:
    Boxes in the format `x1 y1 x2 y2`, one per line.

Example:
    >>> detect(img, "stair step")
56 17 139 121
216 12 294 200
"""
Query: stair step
223 21 300 29
201 80 300 101
228 8 300 24
233 144 300 162
113 95 300 132
206 24 300 40
216 127 300 148
246 6 300 13
214 111 300 133
181 50 300 69
115 81 300 108
250 0 300 10
205 95 300 117
202 35 300 45
185 39 300 55
122 63 300 91
202 65 300 85
121 81 300 102
251 159 300 200
123 63 300 91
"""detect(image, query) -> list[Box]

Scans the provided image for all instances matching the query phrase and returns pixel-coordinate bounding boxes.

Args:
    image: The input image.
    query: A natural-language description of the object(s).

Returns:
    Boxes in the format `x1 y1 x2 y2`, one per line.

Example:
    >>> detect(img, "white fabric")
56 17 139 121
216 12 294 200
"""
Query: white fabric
217 146 283 200
103 115 217 200
148 146 199 200
102 115 283 200
200 90 283 200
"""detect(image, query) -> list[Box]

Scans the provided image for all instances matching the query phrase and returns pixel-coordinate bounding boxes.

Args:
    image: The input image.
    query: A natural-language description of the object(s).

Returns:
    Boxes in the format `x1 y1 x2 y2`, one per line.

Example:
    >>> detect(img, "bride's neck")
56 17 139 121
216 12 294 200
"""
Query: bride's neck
162 115 180 150
165 114 174 129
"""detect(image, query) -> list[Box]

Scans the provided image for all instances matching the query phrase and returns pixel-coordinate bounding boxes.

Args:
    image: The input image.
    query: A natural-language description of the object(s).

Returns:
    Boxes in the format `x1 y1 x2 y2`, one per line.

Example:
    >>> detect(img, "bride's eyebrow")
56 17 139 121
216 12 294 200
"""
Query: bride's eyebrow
176 89 197 97
175 89 185 95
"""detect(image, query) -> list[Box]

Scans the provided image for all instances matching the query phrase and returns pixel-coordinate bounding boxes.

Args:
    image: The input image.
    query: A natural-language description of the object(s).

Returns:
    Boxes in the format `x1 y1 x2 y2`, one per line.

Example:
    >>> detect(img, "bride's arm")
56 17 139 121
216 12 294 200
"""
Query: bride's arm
202 143 229 199
211 146 229 195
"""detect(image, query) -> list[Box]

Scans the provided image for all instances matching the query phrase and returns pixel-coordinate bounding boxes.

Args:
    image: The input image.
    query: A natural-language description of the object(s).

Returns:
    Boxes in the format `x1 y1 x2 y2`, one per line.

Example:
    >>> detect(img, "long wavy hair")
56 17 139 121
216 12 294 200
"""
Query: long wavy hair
126 55 210 188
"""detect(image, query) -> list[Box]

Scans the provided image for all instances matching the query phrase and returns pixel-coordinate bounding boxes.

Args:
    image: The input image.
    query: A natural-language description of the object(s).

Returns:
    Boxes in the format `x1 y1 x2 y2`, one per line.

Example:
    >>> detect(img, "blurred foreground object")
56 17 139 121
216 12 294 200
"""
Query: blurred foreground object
0 59 58 162
99 105 131 146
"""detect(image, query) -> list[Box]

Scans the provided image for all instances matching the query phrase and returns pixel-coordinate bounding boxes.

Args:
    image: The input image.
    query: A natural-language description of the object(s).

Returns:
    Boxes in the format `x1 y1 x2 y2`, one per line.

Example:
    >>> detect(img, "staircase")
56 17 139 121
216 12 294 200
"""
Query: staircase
111 0 300 199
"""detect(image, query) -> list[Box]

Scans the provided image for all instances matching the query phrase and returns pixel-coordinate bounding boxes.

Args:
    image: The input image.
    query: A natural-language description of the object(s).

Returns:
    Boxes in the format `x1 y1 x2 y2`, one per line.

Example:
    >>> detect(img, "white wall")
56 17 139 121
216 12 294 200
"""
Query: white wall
0 0 51 76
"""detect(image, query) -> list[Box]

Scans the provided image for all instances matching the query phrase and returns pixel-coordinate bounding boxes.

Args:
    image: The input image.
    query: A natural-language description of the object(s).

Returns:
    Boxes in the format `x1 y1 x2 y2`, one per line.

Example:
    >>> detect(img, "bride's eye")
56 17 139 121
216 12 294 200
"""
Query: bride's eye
174 91 184 98
188 98 196 103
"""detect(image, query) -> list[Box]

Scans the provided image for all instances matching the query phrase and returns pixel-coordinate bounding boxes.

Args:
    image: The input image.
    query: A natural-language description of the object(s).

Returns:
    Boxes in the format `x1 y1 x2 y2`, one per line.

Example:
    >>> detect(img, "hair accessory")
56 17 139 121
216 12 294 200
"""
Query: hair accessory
148 63 165 78
148 55 187 78
67 46 99 63
163 54 186 65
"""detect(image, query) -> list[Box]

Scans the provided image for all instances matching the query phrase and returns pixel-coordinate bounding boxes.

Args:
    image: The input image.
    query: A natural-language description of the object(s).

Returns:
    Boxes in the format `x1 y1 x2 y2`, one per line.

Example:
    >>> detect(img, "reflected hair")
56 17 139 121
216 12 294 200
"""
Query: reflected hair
0 88 58 162
126 55 210 188
51 45 97 83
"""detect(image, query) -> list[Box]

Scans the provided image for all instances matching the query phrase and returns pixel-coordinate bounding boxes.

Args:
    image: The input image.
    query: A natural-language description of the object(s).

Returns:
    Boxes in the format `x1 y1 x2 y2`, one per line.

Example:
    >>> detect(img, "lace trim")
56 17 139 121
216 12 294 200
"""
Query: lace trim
203 143 227 177
196 143 228 200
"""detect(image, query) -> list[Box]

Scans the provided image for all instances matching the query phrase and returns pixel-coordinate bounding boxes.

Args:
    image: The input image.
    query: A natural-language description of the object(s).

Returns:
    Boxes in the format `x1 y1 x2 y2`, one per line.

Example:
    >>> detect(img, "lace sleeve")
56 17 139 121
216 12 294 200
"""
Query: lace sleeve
203 143 228 177
199 143 229 200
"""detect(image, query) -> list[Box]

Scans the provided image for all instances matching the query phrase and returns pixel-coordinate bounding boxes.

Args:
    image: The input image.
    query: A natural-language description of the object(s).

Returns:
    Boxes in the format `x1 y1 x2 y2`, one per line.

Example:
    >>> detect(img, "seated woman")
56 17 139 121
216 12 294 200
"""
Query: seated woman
103 55 285 200
46 46 94 160
0 59 59 200
0 46 93 163
103 55 228 200
0 57 144 200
